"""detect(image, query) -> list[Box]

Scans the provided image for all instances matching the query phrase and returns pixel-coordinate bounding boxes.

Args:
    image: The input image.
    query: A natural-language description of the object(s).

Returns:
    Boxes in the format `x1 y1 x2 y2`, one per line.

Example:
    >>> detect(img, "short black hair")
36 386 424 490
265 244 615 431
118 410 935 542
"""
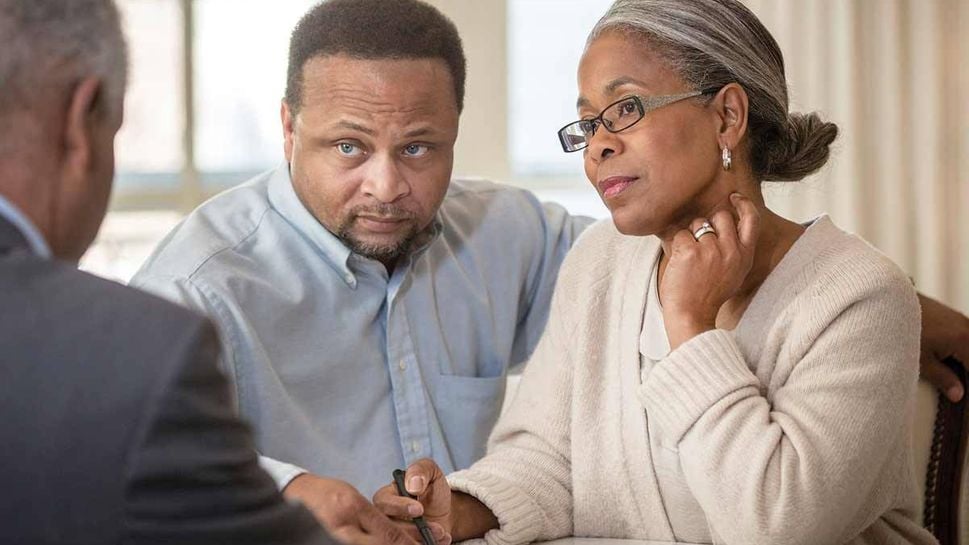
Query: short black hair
285 0 466 114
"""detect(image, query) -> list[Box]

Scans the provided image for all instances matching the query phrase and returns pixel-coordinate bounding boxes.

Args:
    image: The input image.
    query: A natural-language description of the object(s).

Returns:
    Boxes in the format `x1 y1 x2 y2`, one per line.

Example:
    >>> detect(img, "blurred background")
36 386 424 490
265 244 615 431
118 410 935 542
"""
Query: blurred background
84 0 968 314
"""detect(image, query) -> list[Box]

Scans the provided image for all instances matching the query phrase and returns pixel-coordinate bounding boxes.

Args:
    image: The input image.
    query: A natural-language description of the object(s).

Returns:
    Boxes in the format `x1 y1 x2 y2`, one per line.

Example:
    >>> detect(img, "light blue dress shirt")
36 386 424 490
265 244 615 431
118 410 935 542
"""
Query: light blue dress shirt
0 193 51 258
130 165 591 496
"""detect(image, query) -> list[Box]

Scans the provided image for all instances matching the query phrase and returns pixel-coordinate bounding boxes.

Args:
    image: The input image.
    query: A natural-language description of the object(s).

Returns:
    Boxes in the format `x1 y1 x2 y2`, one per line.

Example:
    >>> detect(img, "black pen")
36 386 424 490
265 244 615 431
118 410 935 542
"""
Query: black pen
392 469 437 545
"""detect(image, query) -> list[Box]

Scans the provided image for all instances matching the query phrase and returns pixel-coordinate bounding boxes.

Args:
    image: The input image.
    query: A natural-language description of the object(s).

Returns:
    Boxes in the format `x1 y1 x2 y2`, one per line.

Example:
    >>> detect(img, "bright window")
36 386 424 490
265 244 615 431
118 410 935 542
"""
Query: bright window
507 0 613 178
194 0 317 181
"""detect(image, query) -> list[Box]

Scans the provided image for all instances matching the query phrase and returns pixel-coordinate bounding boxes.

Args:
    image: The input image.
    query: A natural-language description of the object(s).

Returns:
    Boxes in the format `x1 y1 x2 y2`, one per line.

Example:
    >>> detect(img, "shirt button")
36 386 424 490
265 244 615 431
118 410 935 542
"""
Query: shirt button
344 273 354 284
398 360 407 371
411 441 420 453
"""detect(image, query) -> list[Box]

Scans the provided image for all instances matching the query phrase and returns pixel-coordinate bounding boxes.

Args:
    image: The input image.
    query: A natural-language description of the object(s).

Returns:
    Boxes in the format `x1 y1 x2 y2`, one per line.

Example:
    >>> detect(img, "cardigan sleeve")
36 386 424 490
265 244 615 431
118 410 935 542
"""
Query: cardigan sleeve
639 268 921 545
447 272 579 545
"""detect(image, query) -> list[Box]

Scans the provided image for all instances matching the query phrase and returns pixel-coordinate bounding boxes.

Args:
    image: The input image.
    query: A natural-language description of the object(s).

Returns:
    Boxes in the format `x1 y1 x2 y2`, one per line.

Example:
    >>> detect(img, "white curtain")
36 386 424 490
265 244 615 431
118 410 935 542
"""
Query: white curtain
745 0 969 313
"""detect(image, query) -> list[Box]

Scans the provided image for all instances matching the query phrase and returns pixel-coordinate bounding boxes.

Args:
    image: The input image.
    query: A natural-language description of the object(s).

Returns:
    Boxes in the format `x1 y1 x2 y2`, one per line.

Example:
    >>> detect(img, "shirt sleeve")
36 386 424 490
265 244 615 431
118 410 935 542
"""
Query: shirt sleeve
259 455 308 491
122 319 335 545
131 272 308 492
129 273 235 379
509 194 594 369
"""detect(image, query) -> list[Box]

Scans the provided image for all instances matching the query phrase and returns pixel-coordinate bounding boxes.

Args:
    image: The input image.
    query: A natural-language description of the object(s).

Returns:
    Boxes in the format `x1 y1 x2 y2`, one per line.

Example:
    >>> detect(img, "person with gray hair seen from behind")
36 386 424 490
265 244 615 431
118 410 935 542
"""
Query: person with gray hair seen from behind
375 1 940 544
0 1 414 543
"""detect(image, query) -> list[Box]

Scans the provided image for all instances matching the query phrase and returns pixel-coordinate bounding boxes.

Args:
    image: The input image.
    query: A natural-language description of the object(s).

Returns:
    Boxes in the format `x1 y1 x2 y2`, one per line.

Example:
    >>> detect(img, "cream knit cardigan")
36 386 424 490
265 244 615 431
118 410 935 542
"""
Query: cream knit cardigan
448 216 937 545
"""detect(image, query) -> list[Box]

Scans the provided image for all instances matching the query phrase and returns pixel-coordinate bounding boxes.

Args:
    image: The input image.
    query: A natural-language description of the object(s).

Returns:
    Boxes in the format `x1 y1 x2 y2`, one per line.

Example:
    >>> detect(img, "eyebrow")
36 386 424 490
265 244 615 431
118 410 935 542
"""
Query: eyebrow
575 76 652 109
336 120 375 135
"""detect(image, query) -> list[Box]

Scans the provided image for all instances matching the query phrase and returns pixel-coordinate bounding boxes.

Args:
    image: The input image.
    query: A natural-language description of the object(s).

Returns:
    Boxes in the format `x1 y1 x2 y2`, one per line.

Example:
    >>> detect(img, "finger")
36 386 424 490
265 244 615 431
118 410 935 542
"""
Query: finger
380 521 431 544
920 354 965 403
730 192 760 250
671 229 697 256
372 483 398 504
330 526 369 545
950 343 969 379
358 506 419 545
405 458 445 497
688 218 718 248
709 208 739 249
373 493 425 519
427 522 451 544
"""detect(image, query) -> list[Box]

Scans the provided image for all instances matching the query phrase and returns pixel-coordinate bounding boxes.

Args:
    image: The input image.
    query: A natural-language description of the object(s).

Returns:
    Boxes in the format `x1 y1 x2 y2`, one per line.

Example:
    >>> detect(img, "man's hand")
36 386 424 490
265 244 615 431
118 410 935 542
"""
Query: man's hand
373 459 454 544
283 473 422 545
918 292 969 402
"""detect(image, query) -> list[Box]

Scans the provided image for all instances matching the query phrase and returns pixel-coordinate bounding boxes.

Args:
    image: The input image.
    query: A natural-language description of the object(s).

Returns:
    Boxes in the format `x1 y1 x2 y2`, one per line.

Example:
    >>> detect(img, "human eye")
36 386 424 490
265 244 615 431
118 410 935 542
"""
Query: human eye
402 143 431 158
335 142 364 157
618 98 639 117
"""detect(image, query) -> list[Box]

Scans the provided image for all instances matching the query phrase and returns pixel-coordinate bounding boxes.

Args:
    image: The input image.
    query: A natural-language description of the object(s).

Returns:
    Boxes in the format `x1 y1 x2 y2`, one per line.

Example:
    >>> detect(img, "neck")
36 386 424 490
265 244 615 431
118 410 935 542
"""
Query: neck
0 150 68 260
657 183 804 321
0 162 50 229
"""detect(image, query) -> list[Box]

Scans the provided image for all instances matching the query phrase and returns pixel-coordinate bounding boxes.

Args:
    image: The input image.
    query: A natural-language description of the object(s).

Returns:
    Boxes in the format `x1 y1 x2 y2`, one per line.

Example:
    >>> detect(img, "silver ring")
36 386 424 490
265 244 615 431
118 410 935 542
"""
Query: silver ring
692 222 716 241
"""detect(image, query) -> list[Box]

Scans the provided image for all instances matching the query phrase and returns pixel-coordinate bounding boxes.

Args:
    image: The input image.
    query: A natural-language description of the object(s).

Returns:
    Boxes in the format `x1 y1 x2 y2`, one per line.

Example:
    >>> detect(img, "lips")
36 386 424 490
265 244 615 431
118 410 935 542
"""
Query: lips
356 215 409 234
597 176 638 199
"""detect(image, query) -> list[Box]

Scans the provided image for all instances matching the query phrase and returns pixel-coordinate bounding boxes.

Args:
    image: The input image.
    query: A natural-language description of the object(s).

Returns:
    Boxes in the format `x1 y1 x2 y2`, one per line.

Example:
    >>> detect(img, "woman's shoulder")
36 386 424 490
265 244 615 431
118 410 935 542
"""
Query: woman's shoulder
788 216 918 315
809 217 912 288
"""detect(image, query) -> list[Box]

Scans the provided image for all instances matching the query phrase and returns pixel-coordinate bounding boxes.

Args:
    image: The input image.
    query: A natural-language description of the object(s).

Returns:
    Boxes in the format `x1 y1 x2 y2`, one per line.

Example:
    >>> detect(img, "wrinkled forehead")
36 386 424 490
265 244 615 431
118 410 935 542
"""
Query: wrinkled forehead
299 55 458 118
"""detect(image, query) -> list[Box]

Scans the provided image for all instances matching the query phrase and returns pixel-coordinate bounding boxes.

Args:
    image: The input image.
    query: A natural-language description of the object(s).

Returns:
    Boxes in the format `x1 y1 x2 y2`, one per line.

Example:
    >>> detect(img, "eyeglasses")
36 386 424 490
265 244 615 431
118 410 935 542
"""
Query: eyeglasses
557 87 722 153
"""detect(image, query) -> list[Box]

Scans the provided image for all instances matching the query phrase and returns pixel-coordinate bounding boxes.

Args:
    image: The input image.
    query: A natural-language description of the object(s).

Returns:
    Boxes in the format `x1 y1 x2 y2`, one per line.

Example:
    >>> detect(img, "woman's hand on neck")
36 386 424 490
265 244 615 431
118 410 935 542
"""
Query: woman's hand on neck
657 186 803 349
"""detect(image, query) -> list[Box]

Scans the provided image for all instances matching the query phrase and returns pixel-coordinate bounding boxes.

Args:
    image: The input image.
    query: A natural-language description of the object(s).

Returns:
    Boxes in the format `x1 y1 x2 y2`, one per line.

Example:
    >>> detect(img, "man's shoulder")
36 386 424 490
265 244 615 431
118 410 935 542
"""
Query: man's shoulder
136 171 276 280
5 255 210 352
443 178 537 210
440 178 578 232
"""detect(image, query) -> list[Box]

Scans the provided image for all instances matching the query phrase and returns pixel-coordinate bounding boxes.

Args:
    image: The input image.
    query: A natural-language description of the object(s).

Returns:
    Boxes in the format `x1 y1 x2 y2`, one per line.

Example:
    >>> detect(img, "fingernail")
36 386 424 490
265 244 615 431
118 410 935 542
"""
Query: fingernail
407 476 426 494
407 503 423 517
948 384 964 402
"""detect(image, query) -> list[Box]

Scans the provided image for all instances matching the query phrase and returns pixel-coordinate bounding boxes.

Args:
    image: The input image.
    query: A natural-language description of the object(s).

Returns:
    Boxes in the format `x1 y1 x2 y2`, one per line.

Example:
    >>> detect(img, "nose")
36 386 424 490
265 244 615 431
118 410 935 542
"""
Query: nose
585 127 620 164
360 153 410 203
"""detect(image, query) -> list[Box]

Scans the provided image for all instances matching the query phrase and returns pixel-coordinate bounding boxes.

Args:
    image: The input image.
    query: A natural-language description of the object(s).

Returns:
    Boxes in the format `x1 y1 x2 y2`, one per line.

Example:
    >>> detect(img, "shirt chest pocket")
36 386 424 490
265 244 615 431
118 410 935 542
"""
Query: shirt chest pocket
431 373 506 469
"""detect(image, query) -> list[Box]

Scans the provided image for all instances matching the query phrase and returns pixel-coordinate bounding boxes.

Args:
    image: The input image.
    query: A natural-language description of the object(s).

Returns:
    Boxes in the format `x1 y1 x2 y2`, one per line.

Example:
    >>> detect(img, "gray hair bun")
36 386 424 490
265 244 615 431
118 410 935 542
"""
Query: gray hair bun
757 112 839 181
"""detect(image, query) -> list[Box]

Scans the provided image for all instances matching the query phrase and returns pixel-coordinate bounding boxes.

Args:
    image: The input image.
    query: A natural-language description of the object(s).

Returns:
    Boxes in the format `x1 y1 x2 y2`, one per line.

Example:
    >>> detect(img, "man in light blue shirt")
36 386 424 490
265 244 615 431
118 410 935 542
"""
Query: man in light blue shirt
133 165 584 496
130 0 590 519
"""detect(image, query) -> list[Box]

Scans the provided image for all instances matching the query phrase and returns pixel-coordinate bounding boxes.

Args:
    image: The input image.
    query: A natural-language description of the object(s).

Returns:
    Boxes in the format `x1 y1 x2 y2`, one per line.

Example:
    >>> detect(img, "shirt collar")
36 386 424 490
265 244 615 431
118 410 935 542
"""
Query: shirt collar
266 163 443 285
0 193 52 259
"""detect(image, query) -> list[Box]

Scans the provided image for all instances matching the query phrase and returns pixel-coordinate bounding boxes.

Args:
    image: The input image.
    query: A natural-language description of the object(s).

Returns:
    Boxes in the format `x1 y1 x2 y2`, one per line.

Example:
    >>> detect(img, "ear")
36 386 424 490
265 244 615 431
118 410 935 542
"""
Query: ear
712 83 749 152
281 100 296 162
61 77 104 183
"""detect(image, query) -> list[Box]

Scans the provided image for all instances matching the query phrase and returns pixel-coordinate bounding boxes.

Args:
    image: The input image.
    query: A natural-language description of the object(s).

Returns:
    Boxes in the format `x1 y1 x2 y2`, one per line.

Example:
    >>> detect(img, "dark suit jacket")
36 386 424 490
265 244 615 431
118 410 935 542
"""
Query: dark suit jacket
0 217 335 545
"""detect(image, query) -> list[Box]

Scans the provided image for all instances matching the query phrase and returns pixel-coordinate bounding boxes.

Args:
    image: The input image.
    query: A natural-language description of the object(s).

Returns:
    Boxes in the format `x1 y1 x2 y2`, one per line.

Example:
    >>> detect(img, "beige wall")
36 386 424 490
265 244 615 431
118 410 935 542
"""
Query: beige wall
425 0 511 182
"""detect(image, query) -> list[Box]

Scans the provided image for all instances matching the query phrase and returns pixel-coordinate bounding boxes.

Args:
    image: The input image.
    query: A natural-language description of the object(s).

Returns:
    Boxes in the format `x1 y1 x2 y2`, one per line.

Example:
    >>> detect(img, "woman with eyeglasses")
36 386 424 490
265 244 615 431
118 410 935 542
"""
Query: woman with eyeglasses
374 1 936 543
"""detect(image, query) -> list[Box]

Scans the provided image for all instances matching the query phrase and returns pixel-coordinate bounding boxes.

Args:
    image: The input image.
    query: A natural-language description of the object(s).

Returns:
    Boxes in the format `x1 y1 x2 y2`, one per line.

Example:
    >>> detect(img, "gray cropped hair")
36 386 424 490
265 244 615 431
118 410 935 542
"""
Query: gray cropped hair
0 0 127 117
590 0 838 181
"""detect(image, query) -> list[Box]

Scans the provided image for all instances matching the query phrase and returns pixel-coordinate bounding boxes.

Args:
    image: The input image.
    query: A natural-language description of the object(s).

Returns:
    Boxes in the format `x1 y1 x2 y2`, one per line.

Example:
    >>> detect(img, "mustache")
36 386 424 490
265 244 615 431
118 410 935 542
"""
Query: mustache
350 204 417 221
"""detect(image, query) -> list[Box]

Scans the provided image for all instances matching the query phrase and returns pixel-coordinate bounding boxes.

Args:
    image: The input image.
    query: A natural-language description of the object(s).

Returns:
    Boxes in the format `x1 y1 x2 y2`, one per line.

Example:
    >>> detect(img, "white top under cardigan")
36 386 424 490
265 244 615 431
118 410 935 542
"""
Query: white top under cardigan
638 252 711 542
448 216 937 545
